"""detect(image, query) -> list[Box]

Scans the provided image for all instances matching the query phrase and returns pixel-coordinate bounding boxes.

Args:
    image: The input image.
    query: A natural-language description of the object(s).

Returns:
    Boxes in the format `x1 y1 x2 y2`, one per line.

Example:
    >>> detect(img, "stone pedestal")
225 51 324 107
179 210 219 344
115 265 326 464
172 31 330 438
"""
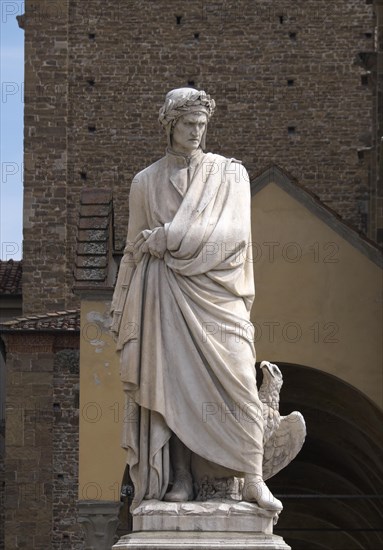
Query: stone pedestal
113 531 290 549
112 500 291 550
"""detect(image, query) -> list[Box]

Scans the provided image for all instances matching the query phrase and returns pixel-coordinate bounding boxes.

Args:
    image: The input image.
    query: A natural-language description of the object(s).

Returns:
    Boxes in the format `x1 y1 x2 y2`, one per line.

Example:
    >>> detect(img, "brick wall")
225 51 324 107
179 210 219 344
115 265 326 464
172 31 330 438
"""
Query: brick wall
2 334 80 550
22 0 378 314
372 1 383 245
52 350 83 549
0 350 5 550
0 424 4 550
3 341 55 549
22 0 70 314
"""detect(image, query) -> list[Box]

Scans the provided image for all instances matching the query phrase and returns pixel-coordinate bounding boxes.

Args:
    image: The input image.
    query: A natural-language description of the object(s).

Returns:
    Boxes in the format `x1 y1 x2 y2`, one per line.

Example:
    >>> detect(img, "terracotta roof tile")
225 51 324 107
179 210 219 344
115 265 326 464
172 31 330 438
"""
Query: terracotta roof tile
0 309 80 332
0 260 22 295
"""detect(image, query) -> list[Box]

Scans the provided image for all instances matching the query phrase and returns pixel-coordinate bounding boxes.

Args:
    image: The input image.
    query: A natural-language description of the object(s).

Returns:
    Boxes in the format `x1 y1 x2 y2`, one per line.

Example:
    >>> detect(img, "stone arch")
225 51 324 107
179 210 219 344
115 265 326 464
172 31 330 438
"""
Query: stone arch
264 363 383 549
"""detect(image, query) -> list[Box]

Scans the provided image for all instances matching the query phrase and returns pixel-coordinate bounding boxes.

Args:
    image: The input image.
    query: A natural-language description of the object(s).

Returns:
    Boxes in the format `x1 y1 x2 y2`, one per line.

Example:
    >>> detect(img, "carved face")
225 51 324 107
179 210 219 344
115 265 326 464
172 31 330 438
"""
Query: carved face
171 112 207 155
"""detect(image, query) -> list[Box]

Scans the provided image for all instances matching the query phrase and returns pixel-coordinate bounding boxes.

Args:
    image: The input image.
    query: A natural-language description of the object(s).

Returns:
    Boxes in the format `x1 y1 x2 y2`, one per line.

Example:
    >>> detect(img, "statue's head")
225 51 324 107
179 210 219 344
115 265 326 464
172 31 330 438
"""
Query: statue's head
159 87 215 151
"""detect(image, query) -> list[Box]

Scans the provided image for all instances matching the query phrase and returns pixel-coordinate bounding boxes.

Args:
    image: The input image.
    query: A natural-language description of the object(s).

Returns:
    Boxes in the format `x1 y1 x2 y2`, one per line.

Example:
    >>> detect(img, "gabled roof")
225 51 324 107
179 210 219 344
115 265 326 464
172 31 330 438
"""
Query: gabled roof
251 165 383 268
0 310 80 332
0 260 22 295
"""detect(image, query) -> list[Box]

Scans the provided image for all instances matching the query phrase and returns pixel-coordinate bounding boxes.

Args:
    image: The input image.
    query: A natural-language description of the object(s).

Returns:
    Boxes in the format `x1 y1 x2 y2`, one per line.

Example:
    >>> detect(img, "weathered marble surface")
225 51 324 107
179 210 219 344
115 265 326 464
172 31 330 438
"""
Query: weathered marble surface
258 361 306 481
111 88 268 511
111 88 304 550
132 499 278 534
113 531 291 550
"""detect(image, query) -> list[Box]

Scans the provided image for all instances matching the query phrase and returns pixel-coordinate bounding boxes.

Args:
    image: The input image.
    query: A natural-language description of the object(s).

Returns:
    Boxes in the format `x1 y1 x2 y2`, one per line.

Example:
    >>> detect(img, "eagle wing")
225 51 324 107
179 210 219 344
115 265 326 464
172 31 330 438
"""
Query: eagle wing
262 404 281 445
263 411 306 481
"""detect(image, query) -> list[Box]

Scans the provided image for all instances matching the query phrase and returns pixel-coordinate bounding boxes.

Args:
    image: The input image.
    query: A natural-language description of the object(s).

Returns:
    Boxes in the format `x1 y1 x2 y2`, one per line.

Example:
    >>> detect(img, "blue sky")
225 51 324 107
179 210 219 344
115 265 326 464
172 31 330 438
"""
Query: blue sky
0 0 24 260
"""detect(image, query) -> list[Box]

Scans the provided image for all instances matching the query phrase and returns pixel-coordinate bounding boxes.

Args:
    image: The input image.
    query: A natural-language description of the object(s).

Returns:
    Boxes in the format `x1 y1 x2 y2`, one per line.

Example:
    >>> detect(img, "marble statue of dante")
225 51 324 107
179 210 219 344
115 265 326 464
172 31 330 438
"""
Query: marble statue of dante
111 88 282 513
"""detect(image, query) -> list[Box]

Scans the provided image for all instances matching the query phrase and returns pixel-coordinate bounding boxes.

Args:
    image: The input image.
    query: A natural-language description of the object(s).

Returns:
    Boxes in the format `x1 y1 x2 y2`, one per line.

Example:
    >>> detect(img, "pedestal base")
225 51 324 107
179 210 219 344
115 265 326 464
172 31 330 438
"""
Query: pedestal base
113 531 291 549
112 500 290 549
132 499 277 534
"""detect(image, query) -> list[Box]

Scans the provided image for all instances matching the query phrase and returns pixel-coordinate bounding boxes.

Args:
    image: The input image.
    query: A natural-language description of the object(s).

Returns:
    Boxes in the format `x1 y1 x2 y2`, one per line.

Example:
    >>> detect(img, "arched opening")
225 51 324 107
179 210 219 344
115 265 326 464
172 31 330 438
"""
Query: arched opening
265 363 383 549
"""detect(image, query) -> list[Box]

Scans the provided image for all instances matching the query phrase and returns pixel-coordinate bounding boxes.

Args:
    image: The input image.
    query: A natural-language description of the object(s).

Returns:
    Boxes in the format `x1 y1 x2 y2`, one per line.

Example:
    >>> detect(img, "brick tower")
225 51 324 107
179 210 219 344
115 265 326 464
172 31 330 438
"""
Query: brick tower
19 0 381 315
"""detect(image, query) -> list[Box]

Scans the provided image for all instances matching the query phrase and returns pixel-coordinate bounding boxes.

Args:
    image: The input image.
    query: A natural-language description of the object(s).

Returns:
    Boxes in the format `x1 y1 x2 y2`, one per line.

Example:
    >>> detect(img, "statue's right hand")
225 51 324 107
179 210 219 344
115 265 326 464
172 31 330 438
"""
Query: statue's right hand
133 228 167 261
129 231 148 263
141 227 167 258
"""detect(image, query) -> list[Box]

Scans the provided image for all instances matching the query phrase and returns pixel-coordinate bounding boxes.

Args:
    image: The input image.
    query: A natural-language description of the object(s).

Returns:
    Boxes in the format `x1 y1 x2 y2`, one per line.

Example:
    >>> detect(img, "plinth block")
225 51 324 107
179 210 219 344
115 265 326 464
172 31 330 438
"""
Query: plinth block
132 499 277 535
113 531 291 549
113 500 290 549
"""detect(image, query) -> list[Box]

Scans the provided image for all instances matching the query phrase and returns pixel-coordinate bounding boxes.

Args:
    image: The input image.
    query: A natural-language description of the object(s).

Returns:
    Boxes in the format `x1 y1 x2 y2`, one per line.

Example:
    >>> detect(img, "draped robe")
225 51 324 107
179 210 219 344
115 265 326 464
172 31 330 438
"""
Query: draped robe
111 148 264 509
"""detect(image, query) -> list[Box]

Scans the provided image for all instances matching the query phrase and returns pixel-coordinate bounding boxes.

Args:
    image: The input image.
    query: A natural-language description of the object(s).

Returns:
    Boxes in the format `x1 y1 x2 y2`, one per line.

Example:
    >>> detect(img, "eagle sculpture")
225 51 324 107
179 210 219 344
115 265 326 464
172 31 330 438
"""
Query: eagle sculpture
259 361 306 480
191 361 306 502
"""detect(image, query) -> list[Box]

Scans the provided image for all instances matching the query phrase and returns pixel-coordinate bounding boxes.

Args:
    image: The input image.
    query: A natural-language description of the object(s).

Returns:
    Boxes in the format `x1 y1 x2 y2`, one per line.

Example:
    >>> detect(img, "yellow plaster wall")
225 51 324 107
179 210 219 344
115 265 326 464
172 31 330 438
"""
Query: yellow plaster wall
78 183 382 498
78 300 125 501
251 183 382 408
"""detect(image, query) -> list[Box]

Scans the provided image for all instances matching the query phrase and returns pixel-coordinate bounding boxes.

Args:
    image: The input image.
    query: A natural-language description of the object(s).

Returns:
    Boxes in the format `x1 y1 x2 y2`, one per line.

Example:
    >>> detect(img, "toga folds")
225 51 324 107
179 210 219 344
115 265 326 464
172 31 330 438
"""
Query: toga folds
111 148 264 509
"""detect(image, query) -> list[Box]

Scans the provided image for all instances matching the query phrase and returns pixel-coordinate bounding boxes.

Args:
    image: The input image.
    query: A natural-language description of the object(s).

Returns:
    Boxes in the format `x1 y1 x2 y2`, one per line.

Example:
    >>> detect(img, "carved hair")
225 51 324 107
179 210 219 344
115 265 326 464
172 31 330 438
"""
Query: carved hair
159 88 215 149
